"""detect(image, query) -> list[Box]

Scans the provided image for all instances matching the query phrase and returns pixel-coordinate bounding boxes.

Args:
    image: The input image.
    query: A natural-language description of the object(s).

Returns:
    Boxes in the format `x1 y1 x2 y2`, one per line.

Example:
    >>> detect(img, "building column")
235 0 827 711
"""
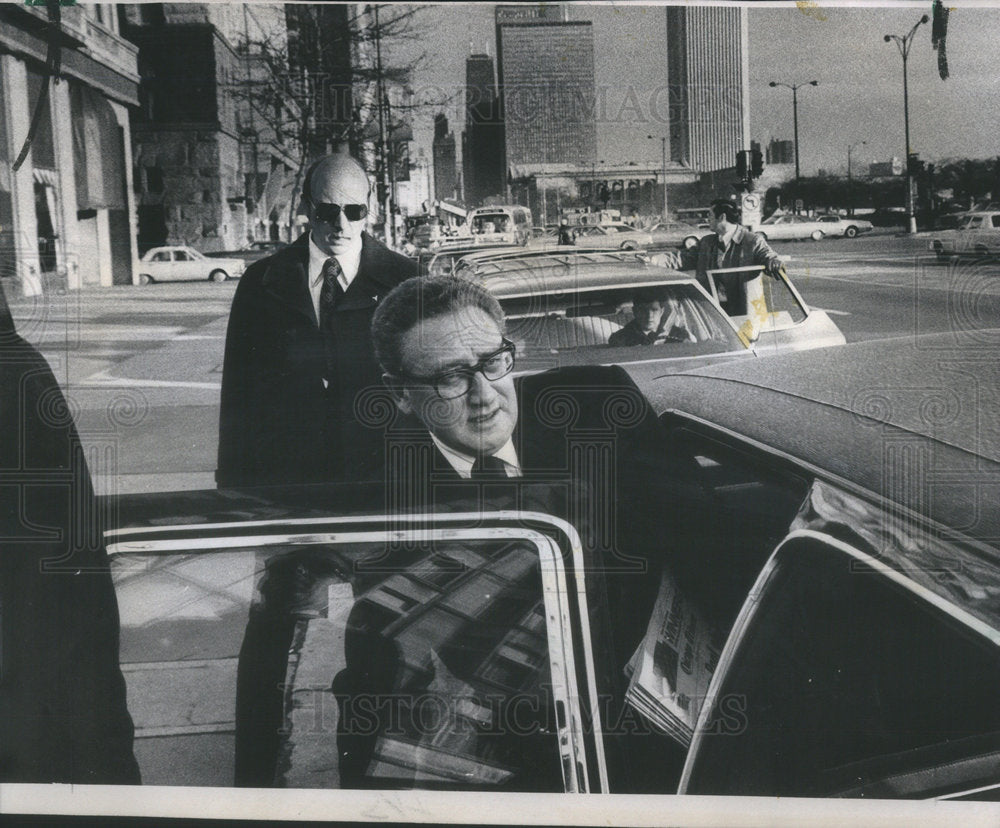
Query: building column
1 55 42 297
110 101 139 286
51 79 83 289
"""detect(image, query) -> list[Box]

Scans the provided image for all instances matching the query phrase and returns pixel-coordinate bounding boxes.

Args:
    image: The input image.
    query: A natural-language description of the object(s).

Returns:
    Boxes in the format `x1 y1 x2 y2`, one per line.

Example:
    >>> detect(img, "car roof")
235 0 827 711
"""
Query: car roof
471 252 693 296
636 331 1000 533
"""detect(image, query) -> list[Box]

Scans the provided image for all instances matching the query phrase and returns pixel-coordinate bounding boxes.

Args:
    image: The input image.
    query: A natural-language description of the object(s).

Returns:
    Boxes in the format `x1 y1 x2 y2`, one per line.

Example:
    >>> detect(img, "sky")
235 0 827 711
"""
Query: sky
388 2 1000 176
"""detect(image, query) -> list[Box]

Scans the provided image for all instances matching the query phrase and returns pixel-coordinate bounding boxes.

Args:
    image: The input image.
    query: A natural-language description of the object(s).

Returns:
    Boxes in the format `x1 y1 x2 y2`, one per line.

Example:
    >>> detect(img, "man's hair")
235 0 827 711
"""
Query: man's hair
372 276 506 377
301 154 370 204
631 286 669 306
710 198 740 223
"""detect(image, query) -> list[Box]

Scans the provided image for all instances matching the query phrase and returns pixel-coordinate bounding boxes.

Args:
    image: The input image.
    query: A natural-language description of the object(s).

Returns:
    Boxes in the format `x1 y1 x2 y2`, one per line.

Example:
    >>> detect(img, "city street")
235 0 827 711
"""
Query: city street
7 235 1000 495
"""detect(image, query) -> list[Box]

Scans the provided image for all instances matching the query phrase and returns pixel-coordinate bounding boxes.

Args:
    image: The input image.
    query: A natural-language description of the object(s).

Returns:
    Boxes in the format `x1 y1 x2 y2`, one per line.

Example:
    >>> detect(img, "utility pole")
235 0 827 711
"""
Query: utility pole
885 14 929 234
373 5 393 247
768 80 818 199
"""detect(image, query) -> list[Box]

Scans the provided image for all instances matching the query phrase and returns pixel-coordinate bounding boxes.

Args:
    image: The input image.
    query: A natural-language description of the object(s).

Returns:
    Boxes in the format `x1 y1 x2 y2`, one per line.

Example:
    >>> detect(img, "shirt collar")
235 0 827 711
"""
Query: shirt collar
430 434 521 479
308 234 362 290
718 224 739 248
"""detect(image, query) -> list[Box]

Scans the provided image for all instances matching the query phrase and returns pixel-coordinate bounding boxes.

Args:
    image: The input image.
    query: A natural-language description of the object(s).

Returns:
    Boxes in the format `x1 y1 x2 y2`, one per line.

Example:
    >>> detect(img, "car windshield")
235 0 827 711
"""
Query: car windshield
499 281 746 365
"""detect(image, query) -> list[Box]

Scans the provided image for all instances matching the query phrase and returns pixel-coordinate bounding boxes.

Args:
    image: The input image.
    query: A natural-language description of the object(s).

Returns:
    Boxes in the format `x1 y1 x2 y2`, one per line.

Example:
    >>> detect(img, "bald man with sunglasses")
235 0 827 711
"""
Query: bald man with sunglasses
218 154 417 489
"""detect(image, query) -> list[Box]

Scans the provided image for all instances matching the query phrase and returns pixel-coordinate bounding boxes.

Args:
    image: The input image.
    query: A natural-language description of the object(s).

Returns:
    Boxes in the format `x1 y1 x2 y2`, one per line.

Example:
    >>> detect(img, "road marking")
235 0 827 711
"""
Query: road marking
81 369 221 390
175 335 225 340
811 307 852 316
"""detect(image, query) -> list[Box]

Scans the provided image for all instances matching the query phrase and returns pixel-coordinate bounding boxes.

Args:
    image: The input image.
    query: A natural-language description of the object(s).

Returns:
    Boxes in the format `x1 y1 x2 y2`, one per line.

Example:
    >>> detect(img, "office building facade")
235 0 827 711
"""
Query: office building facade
495 6 597 170
432 114 459 202
462 54 505 208
666 6 749 173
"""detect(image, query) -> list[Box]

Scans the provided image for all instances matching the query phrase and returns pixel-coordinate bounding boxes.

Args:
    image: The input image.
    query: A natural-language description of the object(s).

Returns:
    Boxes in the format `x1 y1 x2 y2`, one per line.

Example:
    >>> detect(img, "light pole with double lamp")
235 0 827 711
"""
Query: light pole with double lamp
884 14 929 234
647 134 668 219
768 80 818 189
847 140 866 217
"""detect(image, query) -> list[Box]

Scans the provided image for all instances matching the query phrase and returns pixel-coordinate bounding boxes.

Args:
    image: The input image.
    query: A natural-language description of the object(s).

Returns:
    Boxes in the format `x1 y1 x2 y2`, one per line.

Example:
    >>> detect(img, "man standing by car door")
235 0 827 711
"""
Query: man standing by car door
657 198 784 316
217 153 417 488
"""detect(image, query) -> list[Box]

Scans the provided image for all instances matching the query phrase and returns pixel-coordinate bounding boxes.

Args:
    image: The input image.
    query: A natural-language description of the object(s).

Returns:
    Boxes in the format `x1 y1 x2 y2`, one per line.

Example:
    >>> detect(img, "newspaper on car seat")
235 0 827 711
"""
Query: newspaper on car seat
624 568 724 746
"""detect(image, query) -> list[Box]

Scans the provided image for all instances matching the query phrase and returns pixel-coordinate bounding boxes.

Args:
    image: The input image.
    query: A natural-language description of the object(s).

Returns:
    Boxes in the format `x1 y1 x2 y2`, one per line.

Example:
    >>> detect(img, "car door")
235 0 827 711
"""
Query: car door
172 249 201 281
680 480 1000 799
107 496 597 792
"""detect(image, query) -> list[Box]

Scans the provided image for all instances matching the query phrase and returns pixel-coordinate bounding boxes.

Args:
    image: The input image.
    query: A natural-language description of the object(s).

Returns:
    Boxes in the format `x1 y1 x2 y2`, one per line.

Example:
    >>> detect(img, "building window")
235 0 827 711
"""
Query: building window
145 166 164 194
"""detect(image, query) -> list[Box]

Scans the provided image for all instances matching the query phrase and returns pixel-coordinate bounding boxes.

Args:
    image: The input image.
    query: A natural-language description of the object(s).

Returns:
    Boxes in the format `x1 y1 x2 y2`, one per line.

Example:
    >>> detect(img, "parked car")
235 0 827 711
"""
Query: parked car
756 213 831 242
101 330 1000 803
573 222 654 250
136 246 246 284
456 250 845 366
646 220 712 250
929 211 1000 261
814 214 874 238
205 240 287 264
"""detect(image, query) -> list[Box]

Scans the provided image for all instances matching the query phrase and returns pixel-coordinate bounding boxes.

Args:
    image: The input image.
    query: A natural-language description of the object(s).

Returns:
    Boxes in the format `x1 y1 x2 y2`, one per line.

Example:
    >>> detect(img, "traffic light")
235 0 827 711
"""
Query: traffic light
736 150 749 180
751 148 764 179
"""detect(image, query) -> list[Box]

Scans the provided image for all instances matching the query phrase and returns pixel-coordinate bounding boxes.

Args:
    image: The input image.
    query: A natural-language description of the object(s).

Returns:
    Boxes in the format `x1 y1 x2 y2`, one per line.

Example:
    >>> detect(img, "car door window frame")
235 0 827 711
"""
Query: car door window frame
107 510 604 793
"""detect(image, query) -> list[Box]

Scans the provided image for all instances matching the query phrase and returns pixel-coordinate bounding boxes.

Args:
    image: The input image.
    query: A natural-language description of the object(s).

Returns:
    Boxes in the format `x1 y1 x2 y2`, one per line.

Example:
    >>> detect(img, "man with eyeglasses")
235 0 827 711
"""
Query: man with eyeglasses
218 153 417 489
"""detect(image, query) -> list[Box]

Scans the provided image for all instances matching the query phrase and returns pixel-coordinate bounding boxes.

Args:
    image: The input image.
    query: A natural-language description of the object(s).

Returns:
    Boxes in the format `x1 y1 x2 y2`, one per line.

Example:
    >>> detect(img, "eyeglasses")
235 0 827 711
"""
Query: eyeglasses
310 201 369 223
400 338 516 400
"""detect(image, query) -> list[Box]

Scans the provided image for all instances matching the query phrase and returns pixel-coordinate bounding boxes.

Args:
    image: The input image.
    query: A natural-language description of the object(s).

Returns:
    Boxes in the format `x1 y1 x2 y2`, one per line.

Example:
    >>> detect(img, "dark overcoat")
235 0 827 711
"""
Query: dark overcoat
217 232 417 488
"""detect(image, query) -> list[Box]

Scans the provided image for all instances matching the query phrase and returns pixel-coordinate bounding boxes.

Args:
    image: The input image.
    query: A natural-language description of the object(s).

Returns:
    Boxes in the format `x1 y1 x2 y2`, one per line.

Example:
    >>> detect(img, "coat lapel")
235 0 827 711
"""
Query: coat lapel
260 235 315 324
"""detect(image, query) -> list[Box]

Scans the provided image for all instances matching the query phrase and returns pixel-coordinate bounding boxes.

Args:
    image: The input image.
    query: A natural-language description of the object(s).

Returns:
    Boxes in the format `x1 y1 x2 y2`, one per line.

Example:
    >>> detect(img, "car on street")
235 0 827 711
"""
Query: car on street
416 242 521 277
527 223 653 251
205 240 288 264
99 330 1000 802
929 211 1000 260
756 213 832 242
646 220 712 250
136 246 246 284
815 214 874 238
456 250 845 368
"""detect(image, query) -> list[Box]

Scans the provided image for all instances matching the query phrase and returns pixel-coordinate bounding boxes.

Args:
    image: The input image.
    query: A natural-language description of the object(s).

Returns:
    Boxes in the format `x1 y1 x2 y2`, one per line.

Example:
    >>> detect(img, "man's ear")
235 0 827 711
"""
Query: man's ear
382 373 412 415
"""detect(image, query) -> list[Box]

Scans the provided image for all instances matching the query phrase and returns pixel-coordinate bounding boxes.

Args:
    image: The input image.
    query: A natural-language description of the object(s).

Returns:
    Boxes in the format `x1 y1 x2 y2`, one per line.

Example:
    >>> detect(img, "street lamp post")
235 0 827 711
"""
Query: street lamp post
885 14 929 235
847 140 866 217
768 80 818 192
647 134 668 219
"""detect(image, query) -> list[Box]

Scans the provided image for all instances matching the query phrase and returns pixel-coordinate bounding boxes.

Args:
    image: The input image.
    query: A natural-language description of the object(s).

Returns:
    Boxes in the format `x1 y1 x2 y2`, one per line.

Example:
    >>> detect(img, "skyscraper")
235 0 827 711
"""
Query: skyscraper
666 6 749 173
432 114 458 202
462 53 505 208
495 5 597 169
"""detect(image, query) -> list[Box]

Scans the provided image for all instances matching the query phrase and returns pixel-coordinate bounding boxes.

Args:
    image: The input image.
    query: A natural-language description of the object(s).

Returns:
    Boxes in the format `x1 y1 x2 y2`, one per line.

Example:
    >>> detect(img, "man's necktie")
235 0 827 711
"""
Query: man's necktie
470 454 507 480
319 257 344 331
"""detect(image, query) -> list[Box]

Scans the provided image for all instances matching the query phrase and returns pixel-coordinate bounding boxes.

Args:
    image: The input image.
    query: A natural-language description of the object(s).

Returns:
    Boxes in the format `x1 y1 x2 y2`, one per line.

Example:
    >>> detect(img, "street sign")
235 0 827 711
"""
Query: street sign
741 192 762 230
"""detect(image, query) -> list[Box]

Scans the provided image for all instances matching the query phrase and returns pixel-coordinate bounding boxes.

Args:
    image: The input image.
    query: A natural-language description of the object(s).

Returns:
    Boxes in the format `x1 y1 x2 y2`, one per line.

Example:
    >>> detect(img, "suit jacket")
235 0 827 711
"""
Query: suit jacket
0 297 139 783
217 231 417 488
673 226 779 314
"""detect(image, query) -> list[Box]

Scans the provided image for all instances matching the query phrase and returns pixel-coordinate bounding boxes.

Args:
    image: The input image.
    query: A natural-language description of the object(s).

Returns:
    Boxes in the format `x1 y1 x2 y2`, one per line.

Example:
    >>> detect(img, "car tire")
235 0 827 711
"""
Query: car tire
138 274 152 285
683 236 698 249
810 230 824 241
621 241 638 250
209 269 228 283
844 225 859 238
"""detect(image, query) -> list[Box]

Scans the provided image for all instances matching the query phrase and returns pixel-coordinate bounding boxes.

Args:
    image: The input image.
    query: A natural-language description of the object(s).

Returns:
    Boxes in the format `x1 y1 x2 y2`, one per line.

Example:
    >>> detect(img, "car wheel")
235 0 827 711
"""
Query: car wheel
620 241 638 250
683 236 698 249
844 226 859 238
810 230 824 241
209 269 228 283
138 274 152 285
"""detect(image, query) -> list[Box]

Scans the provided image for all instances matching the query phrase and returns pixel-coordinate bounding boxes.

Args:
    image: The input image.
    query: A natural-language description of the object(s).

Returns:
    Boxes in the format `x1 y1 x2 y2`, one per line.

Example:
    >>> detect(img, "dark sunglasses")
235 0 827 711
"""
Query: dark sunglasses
311 201 369 223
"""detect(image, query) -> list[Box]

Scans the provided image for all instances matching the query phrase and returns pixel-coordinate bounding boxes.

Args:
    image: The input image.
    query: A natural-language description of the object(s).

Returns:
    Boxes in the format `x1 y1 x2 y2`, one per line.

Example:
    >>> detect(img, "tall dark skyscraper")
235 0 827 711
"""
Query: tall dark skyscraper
432 113 459 202
495 5 597 169
666 6 749 173
462 54 505 208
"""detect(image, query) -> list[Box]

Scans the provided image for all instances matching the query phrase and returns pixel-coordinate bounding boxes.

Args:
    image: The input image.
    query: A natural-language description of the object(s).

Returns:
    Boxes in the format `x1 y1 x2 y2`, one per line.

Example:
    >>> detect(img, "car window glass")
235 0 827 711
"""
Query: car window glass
501 282 746 363
967 216 984 229
175 250 191 261
151 251 170 262
684 537 1000 798
112 531 573 790
992 216 1000 228
589 423 810 794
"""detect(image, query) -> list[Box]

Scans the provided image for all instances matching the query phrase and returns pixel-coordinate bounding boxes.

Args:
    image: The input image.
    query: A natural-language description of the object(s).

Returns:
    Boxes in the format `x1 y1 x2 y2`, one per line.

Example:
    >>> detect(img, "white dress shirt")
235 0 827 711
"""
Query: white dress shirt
307 235 362 324
430 435 522 479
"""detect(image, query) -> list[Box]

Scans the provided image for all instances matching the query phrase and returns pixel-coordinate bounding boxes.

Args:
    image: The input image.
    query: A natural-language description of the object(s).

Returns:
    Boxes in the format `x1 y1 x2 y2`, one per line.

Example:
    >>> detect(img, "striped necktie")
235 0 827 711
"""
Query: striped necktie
319 257 344 331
